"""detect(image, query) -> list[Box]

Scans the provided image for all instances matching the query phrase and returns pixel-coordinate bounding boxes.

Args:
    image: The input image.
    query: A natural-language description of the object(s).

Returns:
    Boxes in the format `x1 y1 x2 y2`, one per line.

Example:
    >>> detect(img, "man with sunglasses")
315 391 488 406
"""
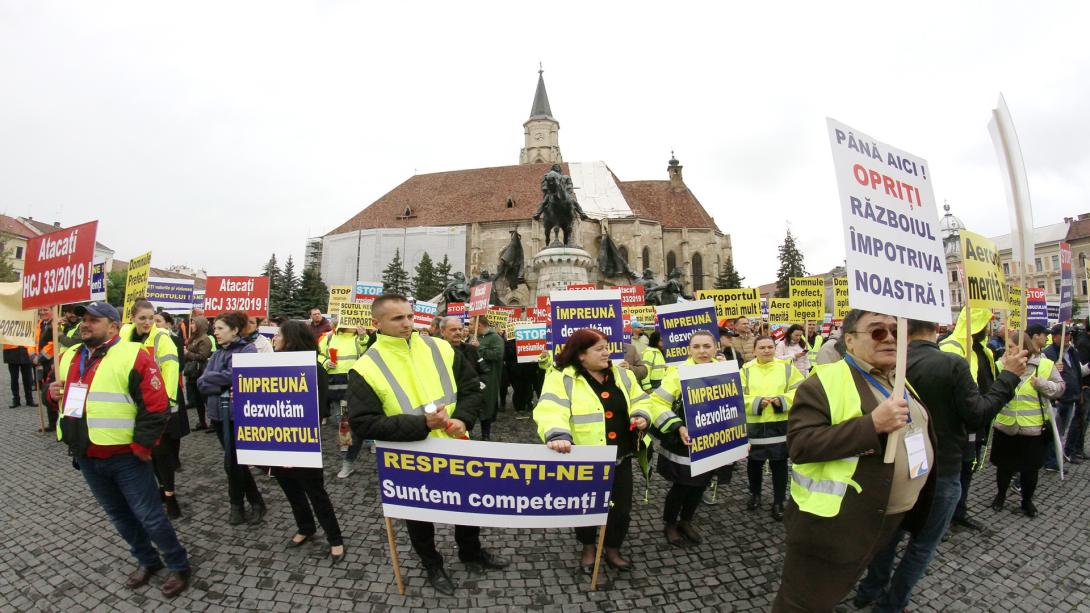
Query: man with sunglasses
773 309 936 612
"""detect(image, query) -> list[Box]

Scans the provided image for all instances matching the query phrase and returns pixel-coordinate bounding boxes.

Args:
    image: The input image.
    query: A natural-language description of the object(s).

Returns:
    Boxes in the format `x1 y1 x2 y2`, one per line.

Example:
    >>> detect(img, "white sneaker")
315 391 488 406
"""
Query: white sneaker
369 445 376 454
337 461 355 479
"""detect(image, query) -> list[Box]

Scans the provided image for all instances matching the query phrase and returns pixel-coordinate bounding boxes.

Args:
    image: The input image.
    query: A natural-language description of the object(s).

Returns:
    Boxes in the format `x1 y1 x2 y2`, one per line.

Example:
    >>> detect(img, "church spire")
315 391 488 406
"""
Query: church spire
529 64 554 119
520 65 562 165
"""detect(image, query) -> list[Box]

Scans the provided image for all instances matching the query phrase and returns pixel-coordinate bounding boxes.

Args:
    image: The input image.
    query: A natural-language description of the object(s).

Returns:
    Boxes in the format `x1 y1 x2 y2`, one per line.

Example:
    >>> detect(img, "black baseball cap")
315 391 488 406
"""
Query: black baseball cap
1025 323 1050 337
1050 324 1065 335
74 301 121 322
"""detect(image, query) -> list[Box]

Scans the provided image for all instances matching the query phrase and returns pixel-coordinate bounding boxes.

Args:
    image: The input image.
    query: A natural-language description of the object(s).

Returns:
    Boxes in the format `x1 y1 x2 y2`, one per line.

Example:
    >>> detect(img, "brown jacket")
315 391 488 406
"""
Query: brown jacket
783 364 936 564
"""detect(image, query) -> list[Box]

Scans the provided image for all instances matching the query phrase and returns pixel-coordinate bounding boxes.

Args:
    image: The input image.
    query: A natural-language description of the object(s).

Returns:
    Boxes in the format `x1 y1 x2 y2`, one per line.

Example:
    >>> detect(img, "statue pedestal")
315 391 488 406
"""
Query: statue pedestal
533 245 594 295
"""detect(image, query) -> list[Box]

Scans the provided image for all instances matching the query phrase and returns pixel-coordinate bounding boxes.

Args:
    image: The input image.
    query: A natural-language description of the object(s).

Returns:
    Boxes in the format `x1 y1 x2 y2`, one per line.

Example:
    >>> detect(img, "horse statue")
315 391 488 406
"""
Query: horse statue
532 165 588 247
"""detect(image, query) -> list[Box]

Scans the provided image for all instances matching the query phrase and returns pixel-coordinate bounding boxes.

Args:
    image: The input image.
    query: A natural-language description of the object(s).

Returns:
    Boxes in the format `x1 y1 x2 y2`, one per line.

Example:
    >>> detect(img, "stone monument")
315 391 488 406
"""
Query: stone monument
531 164 595 293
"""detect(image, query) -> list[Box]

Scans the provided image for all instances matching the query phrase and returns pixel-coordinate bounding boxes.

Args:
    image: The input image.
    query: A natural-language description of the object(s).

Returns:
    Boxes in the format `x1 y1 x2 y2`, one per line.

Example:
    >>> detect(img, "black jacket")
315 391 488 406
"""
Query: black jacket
905 339 1020 475
1043 343 1081 404
347 347 482 442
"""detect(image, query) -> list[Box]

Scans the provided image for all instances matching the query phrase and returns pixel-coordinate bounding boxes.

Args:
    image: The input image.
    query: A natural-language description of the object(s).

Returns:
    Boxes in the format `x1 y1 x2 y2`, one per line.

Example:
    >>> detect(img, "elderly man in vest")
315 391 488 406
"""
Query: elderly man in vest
47 302 190 598
773 309 936 612
347 294 508 595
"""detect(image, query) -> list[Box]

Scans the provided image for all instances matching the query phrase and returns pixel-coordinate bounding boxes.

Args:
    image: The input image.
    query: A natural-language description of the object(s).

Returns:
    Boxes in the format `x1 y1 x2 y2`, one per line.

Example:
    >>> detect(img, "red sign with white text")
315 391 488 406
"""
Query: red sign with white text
536 295 550 310
567 283 596 291
21 221 98 309
615 285 645 306
202 276 271 318
468 282 491 316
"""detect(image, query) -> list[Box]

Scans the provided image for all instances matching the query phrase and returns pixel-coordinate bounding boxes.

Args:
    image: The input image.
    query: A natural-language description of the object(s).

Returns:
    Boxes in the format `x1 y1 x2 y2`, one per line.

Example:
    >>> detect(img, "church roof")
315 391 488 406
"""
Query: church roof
529 70 553 119
616 180 721 231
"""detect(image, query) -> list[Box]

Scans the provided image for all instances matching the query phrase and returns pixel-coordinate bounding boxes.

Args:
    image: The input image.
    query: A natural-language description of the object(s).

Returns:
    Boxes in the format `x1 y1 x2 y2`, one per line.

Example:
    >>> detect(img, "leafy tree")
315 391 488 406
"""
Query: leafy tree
297 265 328 314
382 249 411 295
107 268 127 307
775 228 807 298
412 252 444 301
0 237 19 282
714 256 744 290
279 255 302 317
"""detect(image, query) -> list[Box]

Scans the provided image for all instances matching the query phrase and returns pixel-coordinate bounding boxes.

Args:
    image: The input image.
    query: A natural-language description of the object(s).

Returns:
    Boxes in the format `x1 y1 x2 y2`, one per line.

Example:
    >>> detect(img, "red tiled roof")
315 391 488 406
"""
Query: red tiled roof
1065 215 1090 241
0 214 37 239
615 180 720 231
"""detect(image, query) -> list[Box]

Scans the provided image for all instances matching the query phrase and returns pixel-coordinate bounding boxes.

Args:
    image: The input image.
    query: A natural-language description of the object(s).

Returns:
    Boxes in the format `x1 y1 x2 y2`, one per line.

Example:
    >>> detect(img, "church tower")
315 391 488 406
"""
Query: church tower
519 67 562 165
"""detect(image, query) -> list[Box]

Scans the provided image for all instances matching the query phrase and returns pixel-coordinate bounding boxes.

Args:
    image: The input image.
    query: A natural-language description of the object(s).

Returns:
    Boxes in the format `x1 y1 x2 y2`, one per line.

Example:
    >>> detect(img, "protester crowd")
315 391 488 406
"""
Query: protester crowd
23 295 1090 610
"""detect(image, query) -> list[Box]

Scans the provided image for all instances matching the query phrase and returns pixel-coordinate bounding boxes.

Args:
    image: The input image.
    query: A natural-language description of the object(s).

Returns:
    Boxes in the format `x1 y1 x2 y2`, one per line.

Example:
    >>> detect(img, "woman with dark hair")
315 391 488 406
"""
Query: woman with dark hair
184 316 213 430
272 320 345 562
197 311 267 525
648 329 717 546
640 330 667 391
776 323 811 376
534 328 673 578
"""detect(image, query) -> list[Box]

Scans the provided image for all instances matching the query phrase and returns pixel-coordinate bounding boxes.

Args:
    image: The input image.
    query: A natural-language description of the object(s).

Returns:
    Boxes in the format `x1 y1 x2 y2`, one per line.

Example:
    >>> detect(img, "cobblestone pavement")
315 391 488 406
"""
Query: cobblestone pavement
1 368 1089 612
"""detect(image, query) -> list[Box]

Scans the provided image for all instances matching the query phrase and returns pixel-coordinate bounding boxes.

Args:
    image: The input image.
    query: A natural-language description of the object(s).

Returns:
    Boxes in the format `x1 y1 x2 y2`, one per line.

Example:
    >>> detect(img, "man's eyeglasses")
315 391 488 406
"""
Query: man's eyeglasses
850 326 898 343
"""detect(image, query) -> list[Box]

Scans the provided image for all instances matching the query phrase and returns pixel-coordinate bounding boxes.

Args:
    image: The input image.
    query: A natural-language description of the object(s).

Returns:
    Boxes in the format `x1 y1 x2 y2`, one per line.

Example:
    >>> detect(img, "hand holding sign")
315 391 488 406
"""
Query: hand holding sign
871 396 910 434
547 439 573 453
424 403 449 431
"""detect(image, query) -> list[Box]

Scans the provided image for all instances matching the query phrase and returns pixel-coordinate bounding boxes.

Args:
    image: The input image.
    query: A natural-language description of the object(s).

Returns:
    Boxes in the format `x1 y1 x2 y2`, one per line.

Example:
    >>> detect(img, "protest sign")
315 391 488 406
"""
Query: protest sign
413 300 439 329
0 282 36 346
122 252 153 323
656 300 720 364
468 282 491 317
567 283 596 291
1026 287 1047 327
515 322 548 363
789 277 824 322
696 288 761 320
232 352 322 468
446 301 466 320
258 325 278 340
678 360 748 476
375 438 616 528
1007 284 1022 330
536 295 550 310
338 302 372 329
828 118 950 324
768 298 792 325
21 220 98 310
833 277 851 319
1059 242 1073 322
90 260 107 302
327 285 353 317
486 306 514 332
549 290 624 359
146 277 195 315
613 285 645 306
193 290 205 311
203 276 271 318
960 229 1007 310
354 281 383 304
623 305 656 327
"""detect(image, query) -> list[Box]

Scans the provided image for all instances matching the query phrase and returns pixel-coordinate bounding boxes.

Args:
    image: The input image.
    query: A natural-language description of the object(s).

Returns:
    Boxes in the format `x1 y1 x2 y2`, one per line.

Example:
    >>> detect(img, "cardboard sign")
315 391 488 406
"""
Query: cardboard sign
833 277 851 320
1007 284 1022 330
90 260 107 302
768 298 792 325
961 229 1007 311
656 300 721 364
338 302 372 330
623 305 656 327
414 300 439 330
468 282 492 317
203 276 271 318
146 277 195 315
232 352 322 468
515 322 548 363
678 360 749 476
1059 242 1074 323
0 282 37 346
1026 287 1048 327
549 289 624 359
696 288 761 320
789 277 824 322
122 252 153 323
354 281 383 304
327 285 353 318
828 118 951 324
21 220 98 310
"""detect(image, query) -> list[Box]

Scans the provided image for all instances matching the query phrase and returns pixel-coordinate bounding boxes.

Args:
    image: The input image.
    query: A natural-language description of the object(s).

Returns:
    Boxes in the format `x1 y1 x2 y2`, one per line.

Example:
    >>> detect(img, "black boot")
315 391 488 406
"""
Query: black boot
677 520 702 545
1021 500 1038 518
247 502 266 525
663 522 685 546
9 398 19 408
746 494 761 511
228 505 246 525
165 495 182 519
991 494 1005 512
771 502 784 521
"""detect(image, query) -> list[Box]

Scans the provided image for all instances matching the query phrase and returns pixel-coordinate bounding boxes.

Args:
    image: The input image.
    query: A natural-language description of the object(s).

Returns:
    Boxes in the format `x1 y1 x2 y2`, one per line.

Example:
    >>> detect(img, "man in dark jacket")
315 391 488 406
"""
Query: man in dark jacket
1044 325 1085 469
852 318 1027 611
347 296 507 595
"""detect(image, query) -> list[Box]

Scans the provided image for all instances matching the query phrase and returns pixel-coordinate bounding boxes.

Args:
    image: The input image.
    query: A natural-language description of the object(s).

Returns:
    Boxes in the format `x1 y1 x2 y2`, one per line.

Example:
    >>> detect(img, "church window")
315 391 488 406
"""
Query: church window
692 253 704 291
666 251 677 275
642 247 650 271
506 197 514 209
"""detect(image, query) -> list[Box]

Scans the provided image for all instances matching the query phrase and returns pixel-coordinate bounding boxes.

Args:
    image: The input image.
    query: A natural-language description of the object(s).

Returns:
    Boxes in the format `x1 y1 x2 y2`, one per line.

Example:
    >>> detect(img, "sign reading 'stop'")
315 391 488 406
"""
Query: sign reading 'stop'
22 221 98 310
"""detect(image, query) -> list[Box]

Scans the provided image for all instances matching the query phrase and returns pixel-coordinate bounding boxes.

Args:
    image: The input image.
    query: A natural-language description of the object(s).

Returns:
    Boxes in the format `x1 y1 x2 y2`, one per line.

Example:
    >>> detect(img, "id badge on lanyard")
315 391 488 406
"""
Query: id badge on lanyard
63 383 89 419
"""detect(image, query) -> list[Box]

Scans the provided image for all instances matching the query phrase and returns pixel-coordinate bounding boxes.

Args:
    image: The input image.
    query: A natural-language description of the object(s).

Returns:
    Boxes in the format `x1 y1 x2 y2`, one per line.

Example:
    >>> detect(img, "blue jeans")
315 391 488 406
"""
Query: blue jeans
77 454 189 572
1045 402 1074 468
856 471 961 612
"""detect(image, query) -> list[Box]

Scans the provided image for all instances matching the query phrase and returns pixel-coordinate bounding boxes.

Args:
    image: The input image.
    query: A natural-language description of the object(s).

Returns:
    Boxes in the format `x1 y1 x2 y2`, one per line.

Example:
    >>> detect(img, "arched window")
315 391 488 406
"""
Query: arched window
666 251 677 275
692 253 704 291
619 246 629 265
642 247 651 271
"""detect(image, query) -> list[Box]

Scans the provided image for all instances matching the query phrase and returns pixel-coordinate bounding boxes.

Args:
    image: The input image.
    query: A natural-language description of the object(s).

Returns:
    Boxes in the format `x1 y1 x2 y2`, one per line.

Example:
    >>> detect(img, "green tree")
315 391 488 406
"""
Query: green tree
382 249 411 295
434 254 453 289
412 252 444 301
714 256 744 290
0 237 19 282
262 254 286 315
775 228 807 298
297 265 328 314
279 255 302 317
107 268 127 307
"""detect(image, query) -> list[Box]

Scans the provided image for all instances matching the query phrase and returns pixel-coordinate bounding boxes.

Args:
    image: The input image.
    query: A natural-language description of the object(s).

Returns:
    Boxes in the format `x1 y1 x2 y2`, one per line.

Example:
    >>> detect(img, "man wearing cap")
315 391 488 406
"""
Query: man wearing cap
631 320 649 354
1043 324 1086 470
47 302 190 598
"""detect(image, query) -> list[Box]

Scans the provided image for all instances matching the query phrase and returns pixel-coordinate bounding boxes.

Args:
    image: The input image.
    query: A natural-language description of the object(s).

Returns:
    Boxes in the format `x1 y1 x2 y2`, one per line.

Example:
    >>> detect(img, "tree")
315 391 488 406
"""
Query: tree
279 255 302 317
412 252 444 301
0 237 19 282
262 254 287 315
714 256 744 290
297 265 328 314
434 254 453 289
775 228 807 298
107 268 127 307
382 249 411 295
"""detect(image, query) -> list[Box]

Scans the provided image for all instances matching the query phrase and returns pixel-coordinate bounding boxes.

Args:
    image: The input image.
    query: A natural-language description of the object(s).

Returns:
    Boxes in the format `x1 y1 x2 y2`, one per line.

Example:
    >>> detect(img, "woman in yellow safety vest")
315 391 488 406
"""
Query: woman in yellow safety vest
990 329 1064 518
743 335 805 521
535 328 666 579
647 329 716 547
641 331 667 391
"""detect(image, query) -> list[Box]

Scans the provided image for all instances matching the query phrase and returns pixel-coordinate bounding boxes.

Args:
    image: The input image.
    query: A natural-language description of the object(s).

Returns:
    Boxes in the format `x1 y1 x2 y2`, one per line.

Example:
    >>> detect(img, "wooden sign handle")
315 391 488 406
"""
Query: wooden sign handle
883 317 909 464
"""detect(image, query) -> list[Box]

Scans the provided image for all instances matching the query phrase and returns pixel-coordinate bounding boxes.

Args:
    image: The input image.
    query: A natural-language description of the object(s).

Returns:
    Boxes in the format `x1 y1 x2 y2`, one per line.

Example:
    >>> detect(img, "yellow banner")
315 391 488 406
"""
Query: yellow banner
623 305 657 327
696 288 761 320
790 276 824 322
1006 284 1022 331
833 277 850 320
0 282 37 346
486 308 511 332
122 252 152 323
327 285 352 317
338 302 372 330
961 229 1007 310
769 298 792 325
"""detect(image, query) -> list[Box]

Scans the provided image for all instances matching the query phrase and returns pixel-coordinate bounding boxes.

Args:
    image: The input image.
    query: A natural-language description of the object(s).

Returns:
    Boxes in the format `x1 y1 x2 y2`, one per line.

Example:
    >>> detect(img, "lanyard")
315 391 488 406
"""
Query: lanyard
844 354 909 403
78 338 118 379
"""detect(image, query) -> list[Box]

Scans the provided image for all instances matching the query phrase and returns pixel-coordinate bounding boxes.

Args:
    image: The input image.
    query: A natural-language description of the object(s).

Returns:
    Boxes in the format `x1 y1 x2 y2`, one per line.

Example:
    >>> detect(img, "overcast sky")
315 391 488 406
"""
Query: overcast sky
2 1 1087 284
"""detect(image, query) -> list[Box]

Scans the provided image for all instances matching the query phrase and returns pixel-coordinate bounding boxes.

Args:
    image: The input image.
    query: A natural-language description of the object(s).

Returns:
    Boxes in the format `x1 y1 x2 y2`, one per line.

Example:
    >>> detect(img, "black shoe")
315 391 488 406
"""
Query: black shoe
577 564 613 589
9 399 19 408
746 494 761 511
25 400 37 408
991 496 1005 512
228 505 246 525
664 523 685 547
852 593 875 608
941 531 951 543
1068 455 1083 465
330 545 346 564
164 496 182 519
124 564 163 588
426 565 456 595
952 516 983 531
286 533 311 549
247 503 266 525
1022 501 1038 518
771 502 784 522
462 549 509 571
677 520 703 544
